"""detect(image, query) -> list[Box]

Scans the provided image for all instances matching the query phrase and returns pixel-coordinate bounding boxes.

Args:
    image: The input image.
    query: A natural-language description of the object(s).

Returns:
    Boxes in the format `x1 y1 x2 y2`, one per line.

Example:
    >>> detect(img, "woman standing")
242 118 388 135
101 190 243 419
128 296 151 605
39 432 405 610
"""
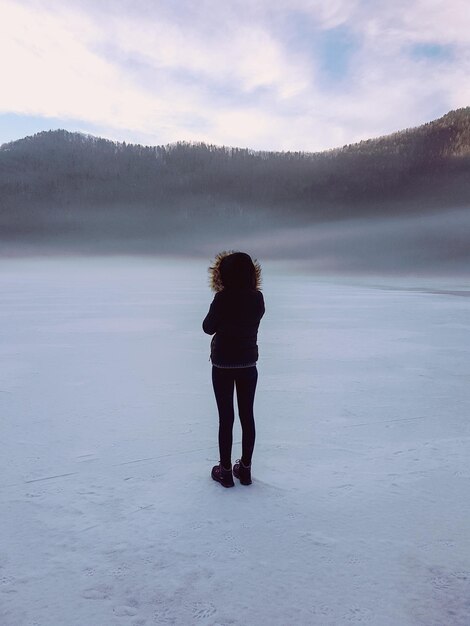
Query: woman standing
203 251 265 488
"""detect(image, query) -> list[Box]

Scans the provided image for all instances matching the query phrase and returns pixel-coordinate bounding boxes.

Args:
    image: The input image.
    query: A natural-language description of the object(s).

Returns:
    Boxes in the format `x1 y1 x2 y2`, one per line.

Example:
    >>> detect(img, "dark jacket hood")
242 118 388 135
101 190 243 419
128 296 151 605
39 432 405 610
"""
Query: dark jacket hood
208 251 262 293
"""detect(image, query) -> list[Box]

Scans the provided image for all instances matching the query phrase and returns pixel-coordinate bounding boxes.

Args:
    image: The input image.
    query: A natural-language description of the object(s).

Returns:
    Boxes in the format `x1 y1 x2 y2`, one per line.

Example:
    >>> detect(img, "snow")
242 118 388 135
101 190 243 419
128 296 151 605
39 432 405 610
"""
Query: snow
1 256 469 626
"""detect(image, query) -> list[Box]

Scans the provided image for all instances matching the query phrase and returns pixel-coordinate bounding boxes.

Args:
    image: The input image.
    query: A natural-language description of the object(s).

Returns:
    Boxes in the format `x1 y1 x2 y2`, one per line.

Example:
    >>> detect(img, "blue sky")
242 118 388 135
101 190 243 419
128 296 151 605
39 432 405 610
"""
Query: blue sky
0 0 468 151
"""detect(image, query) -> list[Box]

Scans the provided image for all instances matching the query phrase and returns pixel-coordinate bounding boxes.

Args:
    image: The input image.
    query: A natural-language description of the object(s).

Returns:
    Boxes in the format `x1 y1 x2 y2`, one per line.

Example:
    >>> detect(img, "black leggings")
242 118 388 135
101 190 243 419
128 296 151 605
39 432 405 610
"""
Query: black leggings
211 365 258 469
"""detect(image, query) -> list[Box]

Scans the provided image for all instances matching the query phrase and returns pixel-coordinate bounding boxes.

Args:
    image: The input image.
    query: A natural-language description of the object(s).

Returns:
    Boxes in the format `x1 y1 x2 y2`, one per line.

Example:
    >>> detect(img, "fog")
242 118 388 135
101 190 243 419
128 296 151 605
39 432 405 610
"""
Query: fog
223 206 470 275
2 116 469 276
2 202 469 277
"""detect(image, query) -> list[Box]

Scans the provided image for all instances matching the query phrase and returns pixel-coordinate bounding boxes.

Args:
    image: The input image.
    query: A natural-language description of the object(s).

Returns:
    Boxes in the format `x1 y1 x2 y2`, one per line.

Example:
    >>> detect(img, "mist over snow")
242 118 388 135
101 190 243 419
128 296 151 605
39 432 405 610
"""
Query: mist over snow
221 207 470 275
1 109 469 276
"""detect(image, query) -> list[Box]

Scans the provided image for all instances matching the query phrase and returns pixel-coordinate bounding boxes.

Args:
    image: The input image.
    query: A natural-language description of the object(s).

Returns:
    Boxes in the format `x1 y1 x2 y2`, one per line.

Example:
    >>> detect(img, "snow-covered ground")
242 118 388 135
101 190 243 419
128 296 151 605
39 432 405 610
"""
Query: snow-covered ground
1 256 469 626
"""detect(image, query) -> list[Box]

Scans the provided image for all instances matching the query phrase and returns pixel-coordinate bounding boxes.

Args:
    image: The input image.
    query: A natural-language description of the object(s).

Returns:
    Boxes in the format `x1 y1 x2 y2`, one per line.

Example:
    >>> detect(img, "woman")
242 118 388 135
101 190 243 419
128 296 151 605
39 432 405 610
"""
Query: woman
203 251 265 488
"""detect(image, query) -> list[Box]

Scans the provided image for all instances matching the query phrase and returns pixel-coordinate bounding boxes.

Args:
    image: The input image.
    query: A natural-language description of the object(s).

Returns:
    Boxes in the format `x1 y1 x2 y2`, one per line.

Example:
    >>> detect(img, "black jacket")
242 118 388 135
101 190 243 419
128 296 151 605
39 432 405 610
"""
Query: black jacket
203 288 265 366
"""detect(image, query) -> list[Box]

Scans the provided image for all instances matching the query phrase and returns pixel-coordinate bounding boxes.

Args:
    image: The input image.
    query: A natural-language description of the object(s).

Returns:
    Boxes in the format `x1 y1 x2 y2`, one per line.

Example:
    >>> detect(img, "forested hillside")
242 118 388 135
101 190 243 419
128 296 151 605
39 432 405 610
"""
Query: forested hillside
1 108 469 213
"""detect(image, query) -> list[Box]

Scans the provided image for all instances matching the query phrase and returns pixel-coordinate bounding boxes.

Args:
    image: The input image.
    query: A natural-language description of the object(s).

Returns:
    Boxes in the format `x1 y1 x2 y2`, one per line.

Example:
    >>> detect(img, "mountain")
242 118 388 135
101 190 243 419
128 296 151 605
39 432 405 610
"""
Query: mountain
0 108 469 261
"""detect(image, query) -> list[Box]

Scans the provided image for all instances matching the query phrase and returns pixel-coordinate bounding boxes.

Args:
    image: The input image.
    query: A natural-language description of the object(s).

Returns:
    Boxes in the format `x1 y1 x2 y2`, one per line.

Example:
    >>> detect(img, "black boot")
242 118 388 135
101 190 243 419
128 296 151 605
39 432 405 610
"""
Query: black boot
211 463 234 488
233 459 252 485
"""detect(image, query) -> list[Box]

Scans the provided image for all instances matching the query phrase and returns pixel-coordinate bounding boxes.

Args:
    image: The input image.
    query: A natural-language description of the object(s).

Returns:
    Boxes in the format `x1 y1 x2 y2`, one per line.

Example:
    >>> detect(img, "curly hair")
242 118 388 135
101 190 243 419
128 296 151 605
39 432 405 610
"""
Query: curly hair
208 251 262 292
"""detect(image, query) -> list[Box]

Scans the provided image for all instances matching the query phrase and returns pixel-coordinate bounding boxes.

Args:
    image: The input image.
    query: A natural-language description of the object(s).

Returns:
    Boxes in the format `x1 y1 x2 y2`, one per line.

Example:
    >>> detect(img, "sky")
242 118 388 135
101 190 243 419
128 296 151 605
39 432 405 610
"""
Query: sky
0 0 469 151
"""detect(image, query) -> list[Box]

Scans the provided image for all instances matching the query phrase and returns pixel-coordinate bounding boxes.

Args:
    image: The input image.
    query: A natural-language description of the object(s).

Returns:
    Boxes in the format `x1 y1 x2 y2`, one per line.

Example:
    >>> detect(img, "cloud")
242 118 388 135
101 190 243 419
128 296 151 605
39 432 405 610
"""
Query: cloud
0 0 469 150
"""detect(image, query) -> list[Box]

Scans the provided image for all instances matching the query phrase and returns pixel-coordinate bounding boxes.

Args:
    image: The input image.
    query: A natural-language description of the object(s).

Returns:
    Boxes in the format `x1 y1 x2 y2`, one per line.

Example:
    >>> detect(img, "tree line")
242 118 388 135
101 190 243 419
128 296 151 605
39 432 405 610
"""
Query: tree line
1 108 469 226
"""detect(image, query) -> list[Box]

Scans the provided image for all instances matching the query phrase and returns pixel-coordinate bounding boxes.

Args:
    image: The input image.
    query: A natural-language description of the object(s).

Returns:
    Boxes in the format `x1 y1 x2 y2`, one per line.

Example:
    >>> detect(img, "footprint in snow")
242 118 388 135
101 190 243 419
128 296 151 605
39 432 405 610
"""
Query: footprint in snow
82 585 112 600
192 602 217 620
113 605 138 617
